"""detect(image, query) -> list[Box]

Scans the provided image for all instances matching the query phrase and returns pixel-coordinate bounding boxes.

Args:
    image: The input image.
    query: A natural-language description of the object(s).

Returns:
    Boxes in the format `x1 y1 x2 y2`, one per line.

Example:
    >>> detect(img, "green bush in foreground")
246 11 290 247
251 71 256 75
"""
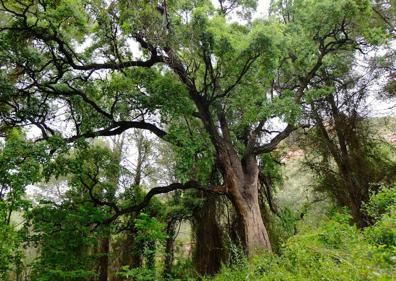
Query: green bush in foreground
209 187 396 281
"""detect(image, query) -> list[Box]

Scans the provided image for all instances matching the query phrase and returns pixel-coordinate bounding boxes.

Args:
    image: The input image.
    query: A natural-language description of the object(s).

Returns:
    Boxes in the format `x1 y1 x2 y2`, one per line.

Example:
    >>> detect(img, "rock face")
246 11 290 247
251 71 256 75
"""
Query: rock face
385 133 396 143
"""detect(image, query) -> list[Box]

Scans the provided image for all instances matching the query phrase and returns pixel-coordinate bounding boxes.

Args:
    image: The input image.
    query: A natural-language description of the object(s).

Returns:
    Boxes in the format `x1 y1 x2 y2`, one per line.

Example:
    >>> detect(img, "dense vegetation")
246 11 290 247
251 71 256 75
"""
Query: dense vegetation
210 186 396 281
0 0 395 280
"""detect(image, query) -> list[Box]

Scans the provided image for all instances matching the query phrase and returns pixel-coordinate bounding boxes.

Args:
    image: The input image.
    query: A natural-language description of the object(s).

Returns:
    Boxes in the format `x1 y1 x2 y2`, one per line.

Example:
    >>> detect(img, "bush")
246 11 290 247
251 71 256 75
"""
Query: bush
364 186 396 221
209 187 396 281
364 186 396 266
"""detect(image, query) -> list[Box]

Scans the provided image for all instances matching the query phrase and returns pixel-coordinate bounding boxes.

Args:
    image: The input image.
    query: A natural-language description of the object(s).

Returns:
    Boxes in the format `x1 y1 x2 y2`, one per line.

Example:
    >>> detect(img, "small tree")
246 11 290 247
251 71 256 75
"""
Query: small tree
303 64 396 227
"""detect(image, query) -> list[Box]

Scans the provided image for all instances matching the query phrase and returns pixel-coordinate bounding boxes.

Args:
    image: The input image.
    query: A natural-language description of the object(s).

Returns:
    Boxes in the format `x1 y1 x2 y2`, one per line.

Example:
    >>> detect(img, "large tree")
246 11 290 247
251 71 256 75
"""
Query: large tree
0 0 385 254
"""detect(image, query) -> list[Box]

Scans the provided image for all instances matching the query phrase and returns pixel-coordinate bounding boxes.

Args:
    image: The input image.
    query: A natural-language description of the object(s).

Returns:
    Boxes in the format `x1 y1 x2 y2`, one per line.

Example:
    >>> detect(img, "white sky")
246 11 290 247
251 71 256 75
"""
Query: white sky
255 0 271 18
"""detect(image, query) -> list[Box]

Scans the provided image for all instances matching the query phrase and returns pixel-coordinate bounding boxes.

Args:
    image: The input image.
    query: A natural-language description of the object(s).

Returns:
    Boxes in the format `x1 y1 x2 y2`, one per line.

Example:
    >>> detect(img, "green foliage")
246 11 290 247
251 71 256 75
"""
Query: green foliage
138 213 166 271
168 120 215 183
364 186 396 264
118 266 157 281
0 223 23 281
303 98 396 225
25 143 125 281
116 213 166 281
0 130 46 213
364 186 396 221
209 189 396 281
29 201 103 281
135 213 166 246
0 130 48 279
116 185 396 281
276 208 299 237
226 240 248 268
167 258 197 281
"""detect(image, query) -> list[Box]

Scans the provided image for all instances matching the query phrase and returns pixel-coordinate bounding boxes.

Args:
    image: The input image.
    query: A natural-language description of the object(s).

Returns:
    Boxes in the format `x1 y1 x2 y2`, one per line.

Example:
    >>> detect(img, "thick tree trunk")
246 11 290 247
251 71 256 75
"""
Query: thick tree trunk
165 46 275 255
192 193 225 276
98 234 110 281
218 146 272 255
230 183 272 254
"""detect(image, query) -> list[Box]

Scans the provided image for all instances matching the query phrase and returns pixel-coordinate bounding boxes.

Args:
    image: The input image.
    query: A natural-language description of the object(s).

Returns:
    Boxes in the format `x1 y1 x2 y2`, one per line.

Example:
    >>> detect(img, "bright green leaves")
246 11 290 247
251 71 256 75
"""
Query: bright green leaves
27 142 123 281
29 201 102 281
211 199 396 280
51 142 121 206
167 119 215 183
176 5 275 96
118 0 164 45
204 16 250 57
2 0 90 42
134 213 166 275
271 0 385 85
78 68 194 128
259 154 283 186
126 69 194 120
251 21 285 69
39 0 90 40
305 86 334 104
267 92 302 124
287 0 371 39
0 130 41 182
0 130 47 218
0 130 49 280
364 187 396 266
135 212 166 244
364 186 396 222
362 26 390 45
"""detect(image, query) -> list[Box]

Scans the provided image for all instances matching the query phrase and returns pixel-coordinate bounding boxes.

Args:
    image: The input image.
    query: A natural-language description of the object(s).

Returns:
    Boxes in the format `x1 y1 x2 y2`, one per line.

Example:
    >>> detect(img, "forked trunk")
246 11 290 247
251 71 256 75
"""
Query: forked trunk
218 147 272 255
230 181 272 254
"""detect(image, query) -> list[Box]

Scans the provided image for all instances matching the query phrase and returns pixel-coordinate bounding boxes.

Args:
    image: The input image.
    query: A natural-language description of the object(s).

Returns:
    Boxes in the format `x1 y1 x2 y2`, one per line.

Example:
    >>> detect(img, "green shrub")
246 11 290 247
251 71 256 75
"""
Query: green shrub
364 186 396 267
209 187 396 281
364 186 396 221
117 266 156 281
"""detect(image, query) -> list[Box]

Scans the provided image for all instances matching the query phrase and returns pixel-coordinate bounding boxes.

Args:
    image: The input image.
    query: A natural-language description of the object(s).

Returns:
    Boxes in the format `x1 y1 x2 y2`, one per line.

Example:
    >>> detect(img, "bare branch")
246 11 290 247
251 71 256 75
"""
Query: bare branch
102 180 225 224
254 124 295 154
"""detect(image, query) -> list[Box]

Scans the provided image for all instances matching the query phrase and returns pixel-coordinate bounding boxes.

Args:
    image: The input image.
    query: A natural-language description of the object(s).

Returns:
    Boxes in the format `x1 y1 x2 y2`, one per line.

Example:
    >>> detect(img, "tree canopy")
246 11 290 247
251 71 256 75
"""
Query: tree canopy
0 0 395 280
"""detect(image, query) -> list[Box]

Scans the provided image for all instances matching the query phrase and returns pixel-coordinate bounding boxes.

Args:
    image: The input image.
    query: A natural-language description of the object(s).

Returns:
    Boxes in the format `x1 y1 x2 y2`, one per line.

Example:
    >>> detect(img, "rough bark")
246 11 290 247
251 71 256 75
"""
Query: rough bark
98 234 110 281
192 193 225 276
229 181 272 254
217 144 272 254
